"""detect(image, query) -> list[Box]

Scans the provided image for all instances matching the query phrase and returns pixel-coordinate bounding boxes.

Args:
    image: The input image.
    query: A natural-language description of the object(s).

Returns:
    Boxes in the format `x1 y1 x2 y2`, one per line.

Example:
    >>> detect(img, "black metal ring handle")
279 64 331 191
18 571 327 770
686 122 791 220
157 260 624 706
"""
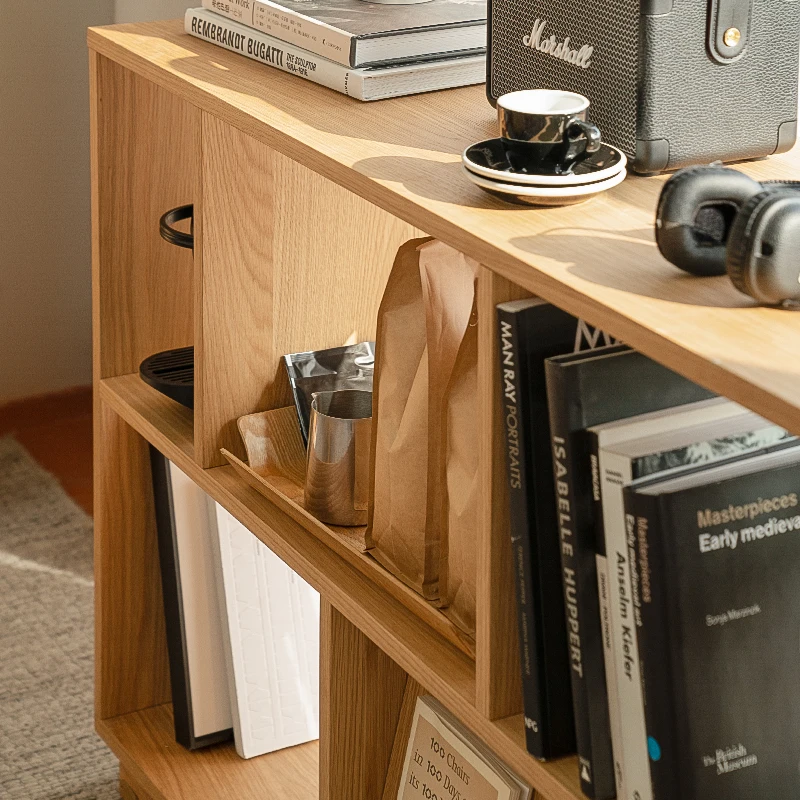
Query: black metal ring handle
159 205 194 250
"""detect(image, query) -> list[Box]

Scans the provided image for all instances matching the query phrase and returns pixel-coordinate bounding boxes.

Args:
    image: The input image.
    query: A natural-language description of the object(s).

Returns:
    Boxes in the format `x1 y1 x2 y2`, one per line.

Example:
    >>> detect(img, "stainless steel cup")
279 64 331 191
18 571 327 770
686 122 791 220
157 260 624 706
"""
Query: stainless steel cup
304 390 373 527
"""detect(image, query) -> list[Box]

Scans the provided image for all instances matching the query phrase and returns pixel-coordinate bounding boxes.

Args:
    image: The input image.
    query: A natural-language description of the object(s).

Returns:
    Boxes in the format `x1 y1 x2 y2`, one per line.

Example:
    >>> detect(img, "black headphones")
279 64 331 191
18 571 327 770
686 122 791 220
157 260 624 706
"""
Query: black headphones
655 165 800 306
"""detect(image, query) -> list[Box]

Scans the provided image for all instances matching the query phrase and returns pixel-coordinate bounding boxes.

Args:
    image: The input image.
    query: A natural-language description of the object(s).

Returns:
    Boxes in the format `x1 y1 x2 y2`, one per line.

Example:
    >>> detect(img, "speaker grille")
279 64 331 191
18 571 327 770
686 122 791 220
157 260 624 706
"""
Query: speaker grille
489 0 639 157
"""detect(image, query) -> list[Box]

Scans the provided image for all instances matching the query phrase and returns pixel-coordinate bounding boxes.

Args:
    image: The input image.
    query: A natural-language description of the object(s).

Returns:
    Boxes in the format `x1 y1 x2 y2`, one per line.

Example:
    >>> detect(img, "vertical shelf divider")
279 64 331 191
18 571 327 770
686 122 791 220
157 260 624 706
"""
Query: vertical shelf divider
319 600 409 800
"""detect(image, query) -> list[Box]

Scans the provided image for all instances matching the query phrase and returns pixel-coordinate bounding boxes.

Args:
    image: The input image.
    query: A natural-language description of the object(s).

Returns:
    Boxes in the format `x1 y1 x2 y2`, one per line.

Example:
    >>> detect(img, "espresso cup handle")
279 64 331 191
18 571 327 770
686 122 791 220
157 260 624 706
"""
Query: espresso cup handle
564 118 603 164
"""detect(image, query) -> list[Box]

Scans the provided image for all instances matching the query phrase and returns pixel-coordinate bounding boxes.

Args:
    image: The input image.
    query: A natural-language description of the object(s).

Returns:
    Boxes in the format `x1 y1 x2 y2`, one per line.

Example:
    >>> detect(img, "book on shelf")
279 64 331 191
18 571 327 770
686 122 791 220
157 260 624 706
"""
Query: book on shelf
203 0 486 68
544 348 715 799
210 502 320 759
495 300 618 760
150 449 234 750
399 695 531 800
589 400 789 800
186 8 486 101
624 440 800 800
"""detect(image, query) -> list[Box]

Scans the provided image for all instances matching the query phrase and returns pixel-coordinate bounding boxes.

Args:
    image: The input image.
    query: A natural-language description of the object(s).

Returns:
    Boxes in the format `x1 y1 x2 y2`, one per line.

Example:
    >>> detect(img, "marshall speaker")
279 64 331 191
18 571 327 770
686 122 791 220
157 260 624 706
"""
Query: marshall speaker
487 0 800 173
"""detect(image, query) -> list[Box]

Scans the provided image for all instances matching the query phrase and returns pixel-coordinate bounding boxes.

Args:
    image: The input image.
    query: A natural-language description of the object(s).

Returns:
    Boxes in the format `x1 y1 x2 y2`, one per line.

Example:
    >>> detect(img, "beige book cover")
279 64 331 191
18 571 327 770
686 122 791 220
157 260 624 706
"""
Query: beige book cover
398 696 529 800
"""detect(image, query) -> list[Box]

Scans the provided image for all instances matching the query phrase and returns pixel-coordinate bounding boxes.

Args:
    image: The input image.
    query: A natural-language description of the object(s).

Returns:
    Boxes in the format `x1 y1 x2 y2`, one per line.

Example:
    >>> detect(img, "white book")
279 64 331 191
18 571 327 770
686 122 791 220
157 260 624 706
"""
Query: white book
201 0 486 68
185 7 485 101
591 402 787 800
209 502 320 758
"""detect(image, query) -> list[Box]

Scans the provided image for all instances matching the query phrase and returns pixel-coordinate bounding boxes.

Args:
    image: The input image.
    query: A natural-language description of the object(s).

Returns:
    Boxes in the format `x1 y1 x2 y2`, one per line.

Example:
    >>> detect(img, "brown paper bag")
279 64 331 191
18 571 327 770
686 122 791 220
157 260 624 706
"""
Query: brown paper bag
366 239 479 601
437 294 479 635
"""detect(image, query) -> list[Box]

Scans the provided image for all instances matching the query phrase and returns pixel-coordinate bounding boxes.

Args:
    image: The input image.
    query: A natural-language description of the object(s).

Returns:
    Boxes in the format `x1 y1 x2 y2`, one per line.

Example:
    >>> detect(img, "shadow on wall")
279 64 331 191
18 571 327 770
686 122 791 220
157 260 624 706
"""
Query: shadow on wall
0 1 114 404
114 0 195 23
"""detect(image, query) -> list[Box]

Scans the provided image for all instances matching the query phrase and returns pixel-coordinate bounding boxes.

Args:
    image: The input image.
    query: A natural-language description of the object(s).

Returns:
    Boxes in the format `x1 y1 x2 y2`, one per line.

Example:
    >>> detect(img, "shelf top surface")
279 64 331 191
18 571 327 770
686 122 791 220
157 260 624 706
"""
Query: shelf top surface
99 703 319 800
89 20 800 431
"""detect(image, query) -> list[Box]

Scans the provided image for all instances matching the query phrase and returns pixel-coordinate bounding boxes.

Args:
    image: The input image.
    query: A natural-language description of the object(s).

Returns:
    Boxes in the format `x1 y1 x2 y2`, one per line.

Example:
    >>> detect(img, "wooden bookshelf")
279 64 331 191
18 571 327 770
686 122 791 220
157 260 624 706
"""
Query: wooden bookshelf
89 17 800 800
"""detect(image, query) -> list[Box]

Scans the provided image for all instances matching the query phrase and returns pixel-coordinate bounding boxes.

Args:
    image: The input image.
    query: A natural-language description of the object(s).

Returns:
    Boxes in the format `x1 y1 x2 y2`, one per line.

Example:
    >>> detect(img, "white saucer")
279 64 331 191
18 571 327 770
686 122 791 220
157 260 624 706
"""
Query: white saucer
465 167 627 206
463 139 627 187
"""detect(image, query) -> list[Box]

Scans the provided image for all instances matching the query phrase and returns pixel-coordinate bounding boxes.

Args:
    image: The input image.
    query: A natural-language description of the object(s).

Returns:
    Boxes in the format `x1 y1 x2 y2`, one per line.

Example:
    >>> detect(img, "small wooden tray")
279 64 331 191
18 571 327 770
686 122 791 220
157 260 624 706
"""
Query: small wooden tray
225 405 366 554
222 406 476 658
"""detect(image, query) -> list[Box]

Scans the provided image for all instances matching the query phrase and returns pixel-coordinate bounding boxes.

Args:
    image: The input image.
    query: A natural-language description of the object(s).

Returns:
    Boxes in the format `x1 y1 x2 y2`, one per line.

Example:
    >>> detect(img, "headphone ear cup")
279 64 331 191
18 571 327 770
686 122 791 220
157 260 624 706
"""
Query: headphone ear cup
656 166 764 277
725 190 772 296
726 189 800 305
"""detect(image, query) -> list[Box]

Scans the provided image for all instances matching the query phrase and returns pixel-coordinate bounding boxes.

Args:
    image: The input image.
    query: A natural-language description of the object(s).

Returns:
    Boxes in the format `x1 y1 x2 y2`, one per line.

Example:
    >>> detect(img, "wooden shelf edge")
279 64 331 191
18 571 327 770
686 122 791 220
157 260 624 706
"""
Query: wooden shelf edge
98 373 584 800
97 704 319 800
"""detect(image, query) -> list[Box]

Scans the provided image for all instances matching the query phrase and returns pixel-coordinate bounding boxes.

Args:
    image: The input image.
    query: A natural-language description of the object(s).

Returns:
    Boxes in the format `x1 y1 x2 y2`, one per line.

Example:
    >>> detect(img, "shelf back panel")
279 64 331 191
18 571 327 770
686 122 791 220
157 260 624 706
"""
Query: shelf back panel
91 53 198 381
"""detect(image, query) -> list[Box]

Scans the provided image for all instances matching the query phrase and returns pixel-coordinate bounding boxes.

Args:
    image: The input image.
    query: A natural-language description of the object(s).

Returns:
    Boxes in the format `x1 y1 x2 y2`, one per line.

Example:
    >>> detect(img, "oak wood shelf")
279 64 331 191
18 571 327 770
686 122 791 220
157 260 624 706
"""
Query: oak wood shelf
98 703 319 800
89 16 800 800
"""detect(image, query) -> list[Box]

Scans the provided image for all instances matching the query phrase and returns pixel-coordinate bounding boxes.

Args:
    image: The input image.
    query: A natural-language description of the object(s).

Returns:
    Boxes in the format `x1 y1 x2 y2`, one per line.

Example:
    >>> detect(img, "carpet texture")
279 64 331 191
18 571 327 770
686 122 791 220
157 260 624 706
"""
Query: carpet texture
0 437 119 799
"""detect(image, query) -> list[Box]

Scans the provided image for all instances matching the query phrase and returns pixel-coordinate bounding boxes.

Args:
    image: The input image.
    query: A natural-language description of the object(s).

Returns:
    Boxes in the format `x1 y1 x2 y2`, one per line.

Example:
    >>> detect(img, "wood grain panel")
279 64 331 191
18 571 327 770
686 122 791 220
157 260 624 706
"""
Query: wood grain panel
196 114 275 468
120 767 156 800
320 601 408 800
94 397 170 719
100 704 318 800
197 114 420 467
476 270 532 720
89 23 800 438
381 678 426 800
90 52 197 380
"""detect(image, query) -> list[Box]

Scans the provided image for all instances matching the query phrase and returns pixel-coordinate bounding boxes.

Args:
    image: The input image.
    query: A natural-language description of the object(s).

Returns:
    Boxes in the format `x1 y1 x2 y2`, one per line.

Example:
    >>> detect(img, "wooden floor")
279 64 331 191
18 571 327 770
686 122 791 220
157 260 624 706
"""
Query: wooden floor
0 386 93 515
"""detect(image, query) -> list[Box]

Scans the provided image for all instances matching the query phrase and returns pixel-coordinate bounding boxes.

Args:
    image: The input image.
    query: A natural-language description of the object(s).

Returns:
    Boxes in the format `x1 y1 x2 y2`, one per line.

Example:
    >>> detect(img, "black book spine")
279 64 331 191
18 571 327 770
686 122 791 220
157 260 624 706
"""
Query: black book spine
625 487 681 800
150 447 233 751
150 446 194 750
497 307 546 758
547 365 616 799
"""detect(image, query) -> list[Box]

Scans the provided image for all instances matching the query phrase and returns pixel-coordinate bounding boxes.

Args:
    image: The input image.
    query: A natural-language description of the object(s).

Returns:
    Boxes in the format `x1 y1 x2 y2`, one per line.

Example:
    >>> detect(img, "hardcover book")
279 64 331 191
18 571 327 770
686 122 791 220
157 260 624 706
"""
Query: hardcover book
624 443 800 800
204 0 486 68
590 402 788 800
186 8 486 101
210 502 320 759
495 300 617 760
399 696 531 800
544 349 715 798
150 450 234 750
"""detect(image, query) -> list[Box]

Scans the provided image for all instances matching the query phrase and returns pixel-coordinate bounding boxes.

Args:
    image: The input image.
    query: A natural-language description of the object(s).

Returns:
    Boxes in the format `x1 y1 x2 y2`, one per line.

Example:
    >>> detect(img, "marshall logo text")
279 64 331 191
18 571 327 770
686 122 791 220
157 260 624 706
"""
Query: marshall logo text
523 19 594 70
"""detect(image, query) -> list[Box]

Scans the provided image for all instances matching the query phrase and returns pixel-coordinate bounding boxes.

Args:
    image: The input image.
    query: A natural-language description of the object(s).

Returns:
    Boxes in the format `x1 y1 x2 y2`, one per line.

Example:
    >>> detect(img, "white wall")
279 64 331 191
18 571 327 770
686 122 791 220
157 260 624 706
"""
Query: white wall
0 1 114 404
0 2 196 405
114 0 194 23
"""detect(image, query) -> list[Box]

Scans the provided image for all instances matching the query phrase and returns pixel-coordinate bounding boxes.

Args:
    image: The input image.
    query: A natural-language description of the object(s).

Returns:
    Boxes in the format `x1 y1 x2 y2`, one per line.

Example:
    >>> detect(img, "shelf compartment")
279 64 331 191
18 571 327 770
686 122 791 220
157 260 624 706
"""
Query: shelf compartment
100 374 474 657
98 703 319 800
91 53 196 381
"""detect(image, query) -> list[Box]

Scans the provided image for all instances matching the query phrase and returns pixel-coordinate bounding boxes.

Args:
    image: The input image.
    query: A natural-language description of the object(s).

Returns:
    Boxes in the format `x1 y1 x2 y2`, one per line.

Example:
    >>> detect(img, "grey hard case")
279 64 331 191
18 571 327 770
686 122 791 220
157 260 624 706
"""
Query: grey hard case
487 0 800 173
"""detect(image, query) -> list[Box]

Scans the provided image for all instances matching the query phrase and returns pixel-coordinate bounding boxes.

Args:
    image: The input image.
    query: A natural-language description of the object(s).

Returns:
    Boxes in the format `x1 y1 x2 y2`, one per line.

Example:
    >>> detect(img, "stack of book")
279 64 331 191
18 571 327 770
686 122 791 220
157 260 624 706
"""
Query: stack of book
497 299 800 800
185 0 486 101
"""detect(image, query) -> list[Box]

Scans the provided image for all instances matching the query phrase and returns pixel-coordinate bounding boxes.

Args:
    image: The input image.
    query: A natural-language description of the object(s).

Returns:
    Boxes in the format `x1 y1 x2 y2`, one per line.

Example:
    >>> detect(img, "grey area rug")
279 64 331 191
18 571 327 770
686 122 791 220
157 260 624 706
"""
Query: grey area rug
0 437 119 799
